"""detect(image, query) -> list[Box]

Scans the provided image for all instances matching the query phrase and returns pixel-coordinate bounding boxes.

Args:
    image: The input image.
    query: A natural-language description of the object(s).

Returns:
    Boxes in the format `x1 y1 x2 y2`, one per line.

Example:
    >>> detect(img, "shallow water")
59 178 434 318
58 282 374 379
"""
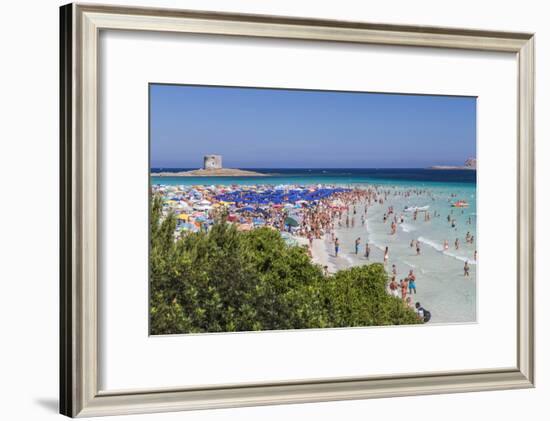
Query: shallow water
326 184 476 324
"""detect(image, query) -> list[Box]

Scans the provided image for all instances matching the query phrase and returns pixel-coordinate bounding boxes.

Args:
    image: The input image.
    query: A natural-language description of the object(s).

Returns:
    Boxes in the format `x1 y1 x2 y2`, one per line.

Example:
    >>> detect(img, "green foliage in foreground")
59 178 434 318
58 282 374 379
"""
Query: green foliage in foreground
150 196 420 334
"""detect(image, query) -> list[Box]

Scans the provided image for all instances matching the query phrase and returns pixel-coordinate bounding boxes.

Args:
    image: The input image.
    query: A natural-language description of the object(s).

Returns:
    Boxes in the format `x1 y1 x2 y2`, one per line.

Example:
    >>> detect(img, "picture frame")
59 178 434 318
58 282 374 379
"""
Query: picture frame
60 2 535 417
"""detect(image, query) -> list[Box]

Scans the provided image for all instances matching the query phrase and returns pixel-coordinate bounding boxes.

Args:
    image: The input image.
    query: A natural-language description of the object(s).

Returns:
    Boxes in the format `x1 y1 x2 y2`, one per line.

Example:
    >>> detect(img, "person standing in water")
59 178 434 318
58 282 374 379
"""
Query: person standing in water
365 243 371 260
354 237 361 255
384 246 389 264
334 238 340 257
389 277 399 298
400 278 409 300
408 276 417 295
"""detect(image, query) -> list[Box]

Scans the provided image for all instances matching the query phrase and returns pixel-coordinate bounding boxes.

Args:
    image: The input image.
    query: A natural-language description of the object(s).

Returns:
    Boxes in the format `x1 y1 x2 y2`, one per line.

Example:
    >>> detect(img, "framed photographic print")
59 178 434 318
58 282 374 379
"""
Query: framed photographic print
60 3 535 417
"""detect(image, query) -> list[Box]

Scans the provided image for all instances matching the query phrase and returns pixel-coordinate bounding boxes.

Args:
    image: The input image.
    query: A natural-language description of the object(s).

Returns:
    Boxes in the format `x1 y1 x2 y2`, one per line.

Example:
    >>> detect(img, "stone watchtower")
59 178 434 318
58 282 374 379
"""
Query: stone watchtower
203 155 222 170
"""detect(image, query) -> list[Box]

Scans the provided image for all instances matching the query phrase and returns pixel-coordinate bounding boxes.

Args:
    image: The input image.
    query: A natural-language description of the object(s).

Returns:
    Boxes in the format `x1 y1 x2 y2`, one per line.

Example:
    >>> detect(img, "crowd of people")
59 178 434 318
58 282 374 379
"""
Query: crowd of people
315 186 478 323
156 183 476 324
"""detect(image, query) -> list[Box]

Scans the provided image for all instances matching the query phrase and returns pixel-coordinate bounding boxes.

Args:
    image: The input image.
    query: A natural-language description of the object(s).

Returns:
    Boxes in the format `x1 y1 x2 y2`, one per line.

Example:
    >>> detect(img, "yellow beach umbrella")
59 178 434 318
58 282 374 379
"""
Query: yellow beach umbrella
177 213 189 221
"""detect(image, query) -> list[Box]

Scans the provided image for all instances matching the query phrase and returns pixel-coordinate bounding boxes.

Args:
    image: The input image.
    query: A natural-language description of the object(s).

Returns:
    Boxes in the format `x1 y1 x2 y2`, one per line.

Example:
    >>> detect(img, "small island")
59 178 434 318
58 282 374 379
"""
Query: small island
152 155 269 177
429 157 476 170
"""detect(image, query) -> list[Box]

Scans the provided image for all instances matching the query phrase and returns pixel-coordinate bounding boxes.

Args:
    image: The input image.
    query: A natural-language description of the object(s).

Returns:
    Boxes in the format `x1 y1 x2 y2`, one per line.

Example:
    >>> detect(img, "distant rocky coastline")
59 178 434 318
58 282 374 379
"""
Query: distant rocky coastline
152 168 269 177
429 158 476 170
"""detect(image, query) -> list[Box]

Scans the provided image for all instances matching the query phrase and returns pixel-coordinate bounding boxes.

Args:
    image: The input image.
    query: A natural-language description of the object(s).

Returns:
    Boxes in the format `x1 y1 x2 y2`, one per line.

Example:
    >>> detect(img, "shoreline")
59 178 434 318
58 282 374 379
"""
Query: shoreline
310 237 336 273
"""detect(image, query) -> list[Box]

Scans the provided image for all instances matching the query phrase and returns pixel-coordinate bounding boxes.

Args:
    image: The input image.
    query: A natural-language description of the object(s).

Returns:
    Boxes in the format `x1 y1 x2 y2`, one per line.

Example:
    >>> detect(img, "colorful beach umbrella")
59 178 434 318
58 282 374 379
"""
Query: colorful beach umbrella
284 217 299 227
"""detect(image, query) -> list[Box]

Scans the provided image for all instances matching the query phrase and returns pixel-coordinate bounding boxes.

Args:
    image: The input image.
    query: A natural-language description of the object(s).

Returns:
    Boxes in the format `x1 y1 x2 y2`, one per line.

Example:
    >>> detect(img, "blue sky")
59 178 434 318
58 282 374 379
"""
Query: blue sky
150 84 476 168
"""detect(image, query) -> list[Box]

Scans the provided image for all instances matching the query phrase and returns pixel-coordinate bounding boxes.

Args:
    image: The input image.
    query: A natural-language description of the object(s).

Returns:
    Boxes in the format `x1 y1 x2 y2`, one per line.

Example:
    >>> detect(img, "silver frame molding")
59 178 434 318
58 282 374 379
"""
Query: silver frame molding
60 3 535 418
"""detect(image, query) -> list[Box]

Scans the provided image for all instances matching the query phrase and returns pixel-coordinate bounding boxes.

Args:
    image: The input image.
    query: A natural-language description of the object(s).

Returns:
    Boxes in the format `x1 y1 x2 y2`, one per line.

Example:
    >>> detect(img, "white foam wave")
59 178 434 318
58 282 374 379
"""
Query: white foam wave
417 236 444 252
400 223 417 233
443 251 477 265
402 260 416 268
417 236 477 264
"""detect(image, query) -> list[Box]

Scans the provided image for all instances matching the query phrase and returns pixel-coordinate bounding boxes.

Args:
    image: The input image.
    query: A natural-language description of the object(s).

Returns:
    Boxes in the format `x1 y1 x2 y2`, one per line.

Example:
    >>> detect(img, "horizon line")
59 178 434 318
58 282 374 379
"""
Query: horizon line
150 166 476 170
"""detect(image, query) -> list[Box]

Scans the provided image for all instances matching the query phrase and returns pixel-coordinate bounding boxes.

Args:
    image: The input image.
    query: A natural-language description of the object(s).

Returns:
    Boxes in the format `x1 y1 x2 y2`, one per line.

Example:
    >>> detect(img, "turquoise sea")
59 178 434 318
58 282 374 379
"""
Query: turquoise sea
151 169 477 324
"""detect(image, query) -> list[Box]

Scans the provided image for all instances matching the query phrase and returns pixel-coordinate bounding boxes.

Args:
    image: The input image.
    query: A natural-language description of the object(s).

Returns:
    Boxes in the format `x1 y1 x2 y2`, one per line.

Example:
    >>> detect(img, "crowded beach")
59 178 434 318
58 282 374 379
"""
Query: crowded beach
153 182 477 323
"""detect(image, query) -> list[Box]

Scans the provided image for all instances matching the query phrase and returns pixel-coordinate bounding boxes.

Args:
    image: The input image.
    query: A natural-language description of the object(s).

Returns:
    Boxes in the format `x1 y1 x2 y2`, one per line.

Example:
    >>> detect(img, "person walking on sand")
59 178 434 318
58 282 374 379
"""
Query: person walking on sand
365 243 371 260
355 237 361 255
334 238 340 257
464 261 470 277
474 250 477 261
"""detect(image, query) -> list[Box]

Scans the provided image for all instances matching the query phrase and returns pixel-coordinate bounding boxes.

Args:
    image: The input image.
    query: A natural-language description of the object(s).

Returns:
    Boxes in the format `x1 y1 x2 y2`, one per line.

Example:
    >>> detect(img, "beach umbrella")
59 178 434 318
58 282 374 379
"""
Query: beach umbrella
180 222 196 231
285 217 299 227
177 213 189 221
238 206 255 212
